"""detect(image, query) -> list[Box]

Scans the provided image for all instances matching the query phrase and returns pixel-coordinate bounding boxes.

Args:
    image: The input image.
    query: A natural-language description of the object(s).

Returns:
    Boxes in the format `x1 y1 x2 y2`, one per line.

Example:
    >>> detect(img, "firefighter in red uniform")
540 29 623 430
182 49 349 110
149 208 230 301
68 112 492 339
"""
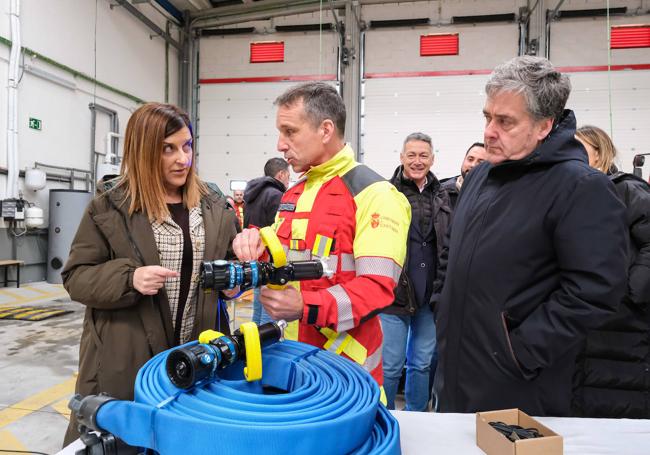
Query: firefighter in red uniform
233 82 411 386
231 190 245 229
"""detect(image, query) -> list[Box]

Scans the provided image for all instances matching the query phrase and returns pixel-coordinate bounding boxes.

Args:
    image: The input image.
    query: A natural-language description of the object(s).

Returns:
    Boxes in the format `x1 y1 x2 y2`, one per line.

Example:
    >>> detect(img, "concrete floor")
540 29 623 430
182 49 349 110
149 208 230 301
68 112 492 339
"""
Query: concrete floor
0 283 253 454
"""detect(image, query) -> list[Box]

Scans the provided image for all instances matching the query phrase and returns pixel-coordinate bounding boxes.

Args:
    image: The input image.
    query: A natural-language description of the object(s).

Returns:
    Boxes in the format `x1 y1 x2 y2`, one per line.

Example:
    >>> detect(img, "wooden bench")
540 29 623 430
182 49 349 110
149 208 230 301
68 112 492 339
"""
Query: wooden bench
0 260 25 288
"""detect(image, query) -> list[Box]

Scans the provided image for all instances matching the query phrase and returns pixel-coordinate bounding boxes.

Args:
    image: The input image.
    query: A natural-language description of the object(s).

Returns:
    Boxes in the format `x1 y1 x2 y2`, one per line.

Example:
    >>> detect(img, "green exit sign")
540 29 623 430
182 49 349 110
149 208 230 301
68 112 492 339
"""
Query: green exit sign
29 117 42 130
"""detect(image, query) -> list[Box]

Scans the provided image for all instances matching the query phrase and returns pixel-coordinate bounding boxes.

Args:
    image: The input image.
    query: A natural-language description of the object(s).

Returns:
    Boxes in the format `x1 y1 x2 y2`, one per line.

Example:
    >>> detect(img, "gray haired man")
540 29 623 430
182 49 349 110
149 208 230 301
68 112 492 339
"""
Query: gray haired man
432 56 628 416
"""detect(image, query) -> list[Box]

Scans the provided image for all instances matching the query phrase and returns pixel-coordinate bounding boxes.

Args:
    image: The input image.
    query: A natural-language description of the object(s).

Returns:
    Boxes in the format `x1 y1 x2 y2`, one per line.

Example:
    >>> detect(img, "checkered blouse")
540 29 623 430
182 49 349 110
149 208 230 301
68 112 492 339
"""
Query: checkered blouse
151 206 205 343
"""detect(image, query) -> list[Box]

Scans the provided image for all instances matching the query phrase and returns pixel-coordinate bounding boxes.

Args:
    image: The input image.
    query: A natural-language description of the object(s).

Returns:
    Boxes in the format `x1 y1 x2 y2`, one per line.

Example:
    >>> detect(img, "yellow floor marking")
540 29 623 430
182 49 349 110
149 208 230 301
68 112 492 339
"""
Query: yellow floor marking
0 292 69 309
5 308 45 319
0 307 35 317
0 307 70 320
0 430 29 452
0 376 76 429
0 289 25 300
21 285 54 296
25 310 72 321
20 308 67 317
51 398 72 420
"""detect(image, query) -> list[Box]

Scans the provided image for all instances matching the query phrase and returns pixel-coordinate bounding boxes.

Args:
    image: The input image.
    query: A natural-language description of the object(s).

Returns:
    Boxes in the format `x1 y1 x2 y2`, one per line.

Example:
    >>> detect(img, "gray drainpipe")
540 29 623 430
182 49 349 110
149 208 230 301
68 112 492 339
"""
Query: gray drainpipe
89 103 119 192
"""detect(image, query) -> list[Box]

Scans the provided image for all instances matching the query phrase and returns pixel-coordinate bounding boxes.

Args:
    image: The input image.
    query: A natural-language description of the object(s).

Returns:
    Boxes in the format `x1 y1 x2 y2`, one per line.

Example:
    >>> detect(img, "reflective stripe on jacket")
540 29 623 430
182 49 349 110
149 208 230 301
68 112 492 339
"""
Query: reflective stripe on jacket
273 146 411 383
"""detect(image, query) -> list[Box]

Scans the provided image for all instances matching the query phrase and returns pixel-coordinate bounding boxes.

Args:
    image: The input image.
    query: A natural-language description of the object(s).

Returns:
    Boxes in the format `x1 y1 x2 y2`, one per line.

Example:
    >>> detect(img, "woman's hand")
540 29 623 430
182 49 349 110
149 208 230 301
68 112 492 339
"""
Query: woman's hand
133 265 179 295
233 228 266 261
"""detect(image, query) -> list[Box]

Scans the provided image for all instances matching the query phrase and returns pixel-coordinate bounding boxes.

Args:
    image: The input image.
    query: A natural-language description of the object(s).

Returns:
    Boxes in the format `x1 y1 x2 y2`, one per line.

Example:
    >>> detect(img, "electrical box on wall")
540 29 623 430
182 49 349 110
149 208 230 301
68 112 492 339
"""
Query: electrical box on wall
14 201 25 220
1 198 26 220
1 199 17 220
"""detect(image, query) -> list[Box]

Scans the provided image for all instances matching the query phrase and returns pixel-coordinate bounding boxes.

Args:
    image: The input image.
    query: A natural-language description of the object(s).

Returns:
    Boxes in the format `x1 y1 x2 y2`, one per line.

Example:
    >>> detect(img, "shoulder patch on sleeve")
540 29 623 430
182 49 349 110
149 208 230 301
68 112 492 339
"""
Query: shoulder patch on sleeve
341 165 385 197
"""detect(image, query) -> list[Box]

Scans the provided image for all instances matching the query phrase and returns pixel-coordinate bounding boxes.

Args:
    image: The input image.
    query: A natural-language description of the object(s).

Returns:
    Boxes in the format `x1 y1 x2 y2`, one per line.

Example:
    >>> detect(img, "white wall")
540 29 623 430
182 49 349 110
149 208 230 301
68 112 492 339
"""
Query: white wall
364 23 518 75
568 70 650 172
198 27 339 192
551 13 650 66
200 28 338 79
361 6 519 179
362 75 489 179
361 2 650 179
551 10 650 172
361 0 520 22
195 0 650 189
0 0 180 227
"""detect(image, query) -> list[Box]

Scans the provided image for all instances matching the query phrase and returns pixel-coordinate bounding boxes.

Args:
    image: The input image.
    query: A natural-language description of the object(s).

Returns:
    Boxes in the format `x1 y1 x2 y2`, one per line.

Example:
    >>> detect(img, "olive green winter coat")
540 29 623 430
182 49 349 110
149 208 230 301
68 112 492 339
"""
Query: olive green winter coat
62 186 237 444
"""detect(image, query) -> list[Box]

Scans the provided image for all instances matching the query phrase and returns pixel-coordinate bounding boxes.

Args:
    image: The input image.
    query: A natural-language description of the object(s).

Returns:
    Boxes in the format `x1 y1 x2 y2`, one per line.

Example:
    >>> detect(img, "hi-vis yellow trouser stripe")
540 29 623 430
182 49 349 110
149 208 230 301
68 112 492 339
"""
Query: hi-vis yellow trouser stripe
320 326 386 405
320 327 367 366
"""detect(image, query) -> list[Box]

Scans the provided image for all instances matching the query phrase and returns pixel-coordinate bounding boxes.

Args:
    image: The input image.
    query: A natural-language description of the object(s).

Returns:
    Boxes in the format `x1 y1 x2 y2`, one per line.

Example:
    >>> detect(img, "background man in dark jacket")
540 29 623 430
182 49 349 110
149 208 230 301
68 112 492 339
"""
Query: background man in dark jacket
440 142 488 210
381 132 450 411
244 157 290 324
432 56 628 416
244 157 290 229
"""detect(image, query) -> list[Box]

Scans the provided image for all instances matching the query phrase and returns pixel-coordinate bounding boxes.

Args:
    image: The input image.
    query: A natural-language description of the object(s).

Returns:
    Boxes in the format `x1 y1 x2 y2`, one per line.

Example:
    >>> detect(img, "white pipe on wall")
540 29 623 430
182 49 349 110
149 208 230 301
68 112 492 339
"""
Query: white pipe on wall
5 0 21 199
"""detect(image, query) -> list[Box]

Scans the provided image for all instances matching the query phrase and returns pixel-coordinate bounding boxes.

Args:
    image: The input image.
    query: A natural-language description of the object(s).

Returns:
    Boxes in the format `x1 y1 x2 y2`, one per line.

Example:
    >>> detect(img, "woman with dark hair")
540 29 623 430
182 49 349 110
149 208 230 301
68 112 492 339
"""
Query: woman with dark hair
63 103 238 443
573 125 650 418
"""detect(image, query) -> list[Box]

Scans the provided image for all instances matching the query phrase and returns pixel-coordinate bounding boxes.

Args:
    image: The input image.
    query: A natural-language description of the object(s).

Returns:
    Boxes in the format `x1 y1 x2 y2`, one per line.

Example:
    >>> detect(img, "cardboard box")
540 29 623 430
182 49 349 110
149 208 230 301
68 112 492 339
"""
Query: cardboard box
476 409 563 455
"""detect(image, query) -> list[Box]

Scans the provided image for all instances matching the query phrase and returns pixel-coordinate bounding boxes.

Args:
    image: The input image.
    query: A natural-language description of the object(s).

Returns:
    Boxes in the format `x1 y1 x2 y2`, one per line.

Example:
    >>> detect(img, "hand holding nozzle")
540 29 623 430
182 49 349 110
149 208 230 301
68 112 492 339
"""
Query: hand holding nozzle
200 259 328 292
221 226 333 293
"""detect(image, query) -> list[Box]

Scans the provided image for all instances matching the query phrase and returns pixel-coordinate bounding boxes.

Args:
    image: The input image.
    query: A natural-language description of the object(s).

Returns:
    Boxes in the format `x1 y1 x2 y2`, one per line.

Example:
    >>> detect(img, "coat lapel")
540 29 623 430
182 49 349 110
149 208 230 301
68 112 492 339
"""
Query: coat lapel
202 196 223 258
108 190 175 350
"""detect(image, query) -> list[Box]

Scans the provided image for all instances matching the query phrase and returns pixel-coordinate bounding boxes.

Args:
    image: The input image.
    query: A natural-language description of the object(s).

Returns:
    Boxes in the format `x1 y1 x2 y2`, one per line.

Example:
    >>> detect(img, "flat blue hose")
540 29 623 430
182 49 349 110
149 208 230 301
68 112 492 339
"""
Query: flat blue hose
95 340 401 455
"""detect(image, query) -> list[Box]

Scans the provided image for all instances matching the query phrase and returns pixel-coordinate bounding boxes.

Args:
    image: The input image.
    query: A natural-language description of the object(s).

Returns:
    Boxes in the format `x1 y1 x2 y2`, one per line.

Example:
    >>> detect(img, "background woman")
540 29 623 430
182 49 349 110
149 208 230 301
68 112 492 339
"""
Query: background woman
573 125 650 418
63 103 238 443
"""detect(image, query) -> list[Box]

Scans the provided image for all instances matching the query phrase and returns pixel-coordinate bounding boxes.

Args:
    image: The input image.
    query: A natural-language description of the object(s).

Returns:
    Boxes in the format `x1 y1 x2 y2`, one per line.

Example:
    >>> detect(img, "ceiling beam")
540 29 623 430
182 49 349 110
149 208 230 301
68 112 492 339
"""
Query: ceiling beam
114 0 183 51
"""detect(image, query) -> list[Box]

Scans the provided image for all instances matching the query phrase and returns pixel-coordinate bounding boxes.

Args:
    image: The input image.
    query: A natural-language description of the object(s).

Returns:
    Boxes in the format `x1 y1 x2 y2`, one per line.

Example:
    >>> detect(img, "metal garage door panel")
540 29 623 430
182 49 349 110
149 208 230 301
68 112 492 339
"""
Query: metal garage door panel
200 99 277 118
362 76 488 179
198 81 338 191
202 118 278 137
363 70 649 178
569 71 650 90
198 141 281 189
198 82 291 190
568 70 650 172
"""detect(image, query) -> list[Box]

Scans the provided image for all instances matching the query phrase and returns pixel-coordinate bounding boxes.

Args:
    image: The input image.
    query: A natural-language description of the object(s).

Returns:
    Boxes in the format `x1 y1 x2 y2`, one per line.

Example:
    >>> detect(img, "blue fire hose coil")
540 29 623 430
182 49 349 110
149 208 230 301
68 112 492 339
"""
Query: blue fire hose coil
95 340 401 455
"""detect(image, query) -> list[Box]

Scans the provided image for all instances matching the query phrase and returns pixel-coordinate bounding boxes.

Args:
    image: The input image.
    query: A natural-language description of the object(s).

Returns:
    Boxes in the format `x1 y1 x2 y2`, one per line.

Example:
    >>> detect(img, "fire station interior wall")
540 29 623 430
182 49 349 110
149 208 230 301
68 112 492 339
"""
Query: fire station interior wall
550 13 650 67
199 11 339 79
0 0 179 281
362 19 518 179
363 69 650 180
362 10 519 74
362 74 490 180
197 22 339 192
361 4 650 179
550 12 650 175
198 80 340 193
569 70 650 175
0 0 179 210
196 1 650 189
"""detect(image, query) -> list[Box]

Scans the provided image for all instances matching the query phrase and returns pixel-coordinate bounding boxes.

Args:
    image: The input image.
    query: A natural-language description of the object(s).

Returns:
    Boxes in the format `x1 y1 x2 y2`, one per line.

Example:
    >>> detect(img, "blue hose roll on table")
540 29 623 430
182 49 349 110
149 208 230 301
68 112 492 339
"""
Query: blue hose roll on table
95 340 401 455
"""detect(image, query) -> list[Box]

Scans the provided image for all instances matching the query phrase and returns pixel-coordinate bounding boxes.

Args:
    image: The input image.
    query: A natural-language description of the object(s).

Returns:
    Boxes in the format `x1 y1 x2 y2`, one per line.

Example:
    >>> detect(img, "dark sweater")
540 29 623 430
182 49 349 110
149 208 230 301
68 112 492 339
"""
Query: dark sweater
244 176 286 228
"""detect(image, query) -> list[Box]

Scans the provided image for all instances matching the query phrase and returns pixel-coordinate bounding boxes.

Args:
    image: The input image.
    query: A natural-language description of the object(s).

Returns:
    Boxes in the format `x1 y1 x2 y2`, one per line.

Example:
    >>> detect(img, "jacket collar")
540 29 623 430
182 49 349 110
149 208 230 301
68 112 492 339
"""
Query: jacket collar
390 165 440 193
305 145 357 183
